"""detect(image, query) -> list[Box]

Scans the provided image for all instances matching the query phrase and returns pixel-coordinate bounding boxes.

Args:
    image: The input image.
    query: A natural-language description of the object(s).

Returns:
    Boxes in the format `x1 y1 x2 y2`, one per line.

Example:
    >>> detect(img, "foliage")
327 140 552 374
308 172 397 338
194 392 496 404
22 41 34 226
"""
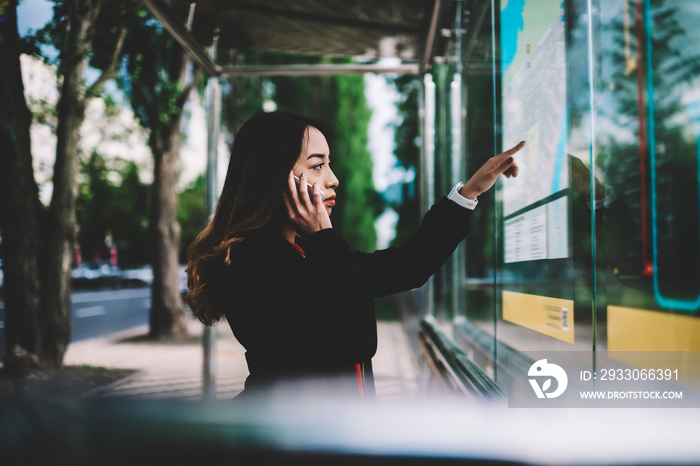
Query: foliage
324 74 381 252
178 174 206 263
390 75 421 172
116 4 195 338
1 0 138 371
263 54 380 251
31 0 138 95
220 51 268 137
109 161 151 266
76 152 150 267
116 10 191 139
386 74 421 248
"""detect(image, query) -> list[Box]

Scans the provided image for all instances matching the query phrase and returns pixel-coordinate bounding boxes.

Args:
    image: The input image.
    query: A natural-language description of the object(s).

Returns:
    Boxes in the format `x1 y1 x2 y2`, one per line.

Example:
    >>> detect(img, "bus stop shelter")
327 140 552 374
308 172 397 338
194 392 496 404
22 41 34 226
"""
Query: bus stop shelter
142 0 484 397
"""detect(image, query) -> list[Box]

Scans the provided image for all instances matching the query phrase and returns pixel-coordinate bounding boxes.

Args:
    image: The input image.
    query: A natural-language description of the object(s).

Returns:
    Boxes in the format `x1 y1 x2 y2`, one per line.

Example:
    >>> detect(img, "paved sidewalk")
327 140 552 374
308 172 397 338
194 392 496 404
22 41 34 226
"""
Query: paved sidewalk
64 318 422 401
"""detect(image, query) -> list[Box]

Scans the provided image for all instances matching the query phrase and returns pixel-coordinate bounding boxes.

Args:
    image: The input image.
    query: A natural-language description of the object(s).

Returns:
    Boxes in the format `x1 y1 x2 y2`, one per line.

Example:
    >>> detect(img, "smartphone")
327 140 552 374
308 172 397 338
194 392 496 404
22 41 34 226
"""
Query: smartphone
294 175 325 200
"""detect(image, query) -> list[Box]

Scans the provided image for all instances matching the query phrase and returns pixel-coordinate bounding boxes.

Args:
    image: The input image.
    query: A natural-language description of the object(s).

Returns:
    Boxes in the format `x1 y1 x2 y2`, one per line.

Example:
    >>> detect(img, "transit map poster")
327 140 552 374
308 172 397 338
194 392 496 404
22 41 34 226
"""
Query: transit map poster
500 0 570 264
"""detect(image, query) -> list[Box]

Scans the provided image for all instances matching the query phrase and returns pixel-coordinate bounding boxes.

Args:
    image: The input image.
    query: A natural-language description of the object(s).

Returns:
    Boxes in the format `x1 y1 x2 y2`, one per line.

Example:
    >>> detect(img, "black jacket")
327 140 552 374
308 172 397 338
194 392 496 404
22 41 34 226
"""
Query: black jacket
216 197 472 395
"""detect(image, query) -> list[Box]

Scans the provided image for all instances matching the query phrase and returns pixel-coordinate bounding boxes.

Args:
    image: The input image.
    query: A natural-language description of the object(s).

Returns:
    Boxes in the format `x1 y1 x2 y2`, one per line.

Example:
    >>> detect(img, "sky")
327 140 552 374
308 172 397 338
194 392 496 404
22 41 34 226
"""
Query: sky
17 0 52 36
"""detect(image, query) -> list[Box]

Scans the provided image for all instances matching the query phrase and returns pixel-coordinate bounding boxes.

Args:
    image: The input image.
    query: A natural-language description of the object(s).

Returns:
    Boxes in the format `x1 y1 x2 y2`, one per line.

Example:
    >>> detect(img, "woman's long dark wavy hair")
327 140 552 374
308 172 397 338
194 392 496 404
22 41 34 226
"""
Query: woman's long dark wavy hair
186 111 333 326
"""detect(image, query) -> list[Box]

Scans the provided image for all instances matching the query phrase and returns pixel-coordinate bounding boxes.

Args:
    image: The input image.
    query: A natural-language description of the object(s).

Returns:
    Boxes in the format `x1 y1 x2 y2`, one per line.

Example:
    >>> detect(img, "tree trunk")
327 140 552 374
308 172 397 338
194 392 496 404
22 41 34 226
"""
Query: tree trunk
43 0 101 367
145 40 196 340
149 128 188 339
0 0 44 375
1 0 130 372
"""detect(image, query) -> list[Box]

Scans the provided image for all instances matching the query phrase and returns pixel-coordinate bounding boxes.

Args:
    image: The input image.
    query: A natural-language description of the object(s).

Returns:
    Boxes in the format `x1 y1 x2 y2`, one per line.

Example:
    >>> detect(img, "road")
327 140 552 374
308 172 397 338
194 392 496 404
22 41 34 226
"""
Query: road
0 287 151 361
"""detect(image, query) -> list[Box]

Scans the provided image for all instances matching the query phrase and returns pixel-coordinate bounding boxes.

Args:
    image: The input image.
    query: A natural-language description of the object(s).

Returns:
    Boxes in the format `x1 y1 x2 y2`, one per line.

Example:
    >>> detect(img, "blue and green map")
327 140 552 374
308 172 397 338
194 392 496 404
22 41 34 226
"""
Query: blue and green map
501 0 569 262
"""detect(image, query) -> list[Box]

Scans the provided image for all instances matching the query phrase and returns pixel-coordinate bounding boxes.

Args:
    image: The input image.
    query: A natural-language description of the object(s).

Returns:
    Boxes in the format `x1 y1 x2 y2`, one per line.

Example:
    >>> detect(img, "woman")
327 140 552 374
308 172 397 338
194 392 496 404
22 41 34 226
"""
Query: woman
186 110 523 398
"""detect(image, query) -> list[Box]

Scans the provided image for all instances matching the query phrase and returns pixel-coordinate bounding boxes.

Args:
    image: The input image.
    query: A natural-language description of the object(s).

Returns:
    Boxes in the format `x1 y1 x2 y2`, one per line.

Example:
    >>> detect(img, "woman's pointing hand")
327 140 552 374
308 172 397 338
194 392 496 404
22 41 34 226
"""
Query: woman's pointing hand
459 141 525 199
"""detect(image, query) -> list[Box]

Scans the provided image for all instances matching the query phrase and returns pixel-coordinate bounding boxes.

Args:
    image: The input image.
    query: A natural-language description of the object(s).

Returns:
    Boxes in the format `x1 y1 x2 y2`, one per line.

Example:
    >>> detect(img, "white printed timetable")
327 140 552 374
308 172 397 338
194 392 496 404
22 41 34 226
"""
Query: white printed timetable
504 196 568 264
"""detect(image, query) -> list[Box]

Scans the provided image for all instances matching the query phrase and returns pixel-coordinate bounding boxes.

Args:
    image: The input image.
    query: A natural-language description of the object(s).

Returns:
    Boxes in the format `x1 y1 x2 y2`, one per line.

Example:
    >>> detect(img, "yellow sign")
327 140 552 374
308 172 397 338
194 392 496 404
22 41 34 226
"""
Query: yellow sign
608 305 700 351
502 291 574 344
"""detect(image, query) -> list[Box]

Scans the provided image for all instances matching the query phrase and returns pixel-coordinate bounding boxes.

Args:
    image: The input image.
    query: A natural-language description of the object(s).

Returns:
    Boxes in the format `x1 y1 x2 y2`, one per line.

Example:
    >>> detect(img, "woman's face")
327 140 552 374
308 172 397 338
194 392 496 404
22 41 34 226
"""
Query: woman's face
292 126 339 215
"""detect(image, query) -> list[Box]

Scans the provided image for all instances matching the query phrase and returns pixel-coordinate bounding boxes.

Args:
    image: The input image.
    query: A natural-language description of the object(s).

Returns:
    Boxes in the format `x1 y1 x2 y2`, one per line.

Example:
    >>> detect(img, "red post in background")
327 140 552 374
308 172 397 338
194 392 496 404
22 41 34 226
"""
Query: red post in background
110 245 118 266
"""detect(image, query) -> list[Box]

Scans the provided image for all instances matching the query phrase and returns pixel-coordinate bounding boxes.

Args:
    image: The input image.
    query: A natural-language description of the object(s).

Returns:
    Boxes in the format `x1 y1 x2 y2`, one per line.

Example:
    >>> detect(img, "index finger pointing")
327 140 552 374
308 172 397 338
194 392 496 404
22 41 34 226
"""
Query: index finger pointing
497 141 526 160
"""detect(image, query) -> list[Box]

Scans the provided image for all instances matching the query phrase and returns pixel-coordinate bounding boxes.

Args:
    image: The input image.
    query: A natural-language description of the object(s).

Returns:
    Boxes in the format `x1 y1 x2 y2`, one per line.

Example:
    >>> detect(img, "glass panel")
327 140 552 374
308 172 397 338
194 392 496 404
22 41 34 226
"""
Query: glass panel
433 1 468 329
435 0 700 390
596 0 700 353
432 59 456 324
423 72 436 319
456 0 500 376
492 0 595 386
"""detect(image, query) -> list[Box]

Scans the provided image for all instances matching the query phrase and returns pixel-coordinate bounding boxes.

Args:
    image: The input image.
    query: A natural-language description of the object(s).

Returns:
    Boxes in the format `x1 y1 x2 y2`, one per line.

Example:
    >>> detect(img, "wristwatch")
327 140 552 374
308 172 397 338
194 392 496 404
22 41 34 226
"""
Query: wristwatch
448 182 478 210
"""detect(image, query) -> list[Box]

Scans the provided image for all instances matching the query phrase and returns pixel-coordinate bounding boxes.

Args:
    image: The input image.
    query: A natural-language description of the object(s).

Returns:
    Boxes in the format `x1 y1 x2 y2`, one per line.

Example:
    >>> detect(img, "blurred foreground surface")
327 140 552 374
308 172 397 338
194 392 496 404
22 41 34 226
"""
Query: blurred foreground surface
2 320 700 465
2 392 700 466
3 309 699 465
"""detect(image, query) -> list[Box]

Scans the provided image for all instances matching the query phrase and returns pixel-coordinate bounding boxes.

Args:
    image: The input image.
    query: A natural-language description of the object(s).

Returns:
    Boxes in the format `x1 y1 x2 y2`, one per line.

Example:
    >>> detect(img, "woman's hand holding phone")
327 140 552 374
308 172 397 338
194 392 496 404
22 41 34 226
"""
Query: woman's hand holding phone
294 175 324 200
284 171 332 236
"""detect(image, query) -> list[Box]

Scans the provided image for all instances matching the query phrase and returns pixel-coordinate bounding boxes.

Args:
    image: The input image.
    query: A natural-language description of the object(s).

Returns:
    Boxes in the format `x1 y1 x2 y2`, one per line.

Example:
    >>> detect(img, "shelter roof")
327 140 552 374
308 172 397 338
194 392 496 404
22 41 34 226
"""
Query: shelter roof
143 0 451 76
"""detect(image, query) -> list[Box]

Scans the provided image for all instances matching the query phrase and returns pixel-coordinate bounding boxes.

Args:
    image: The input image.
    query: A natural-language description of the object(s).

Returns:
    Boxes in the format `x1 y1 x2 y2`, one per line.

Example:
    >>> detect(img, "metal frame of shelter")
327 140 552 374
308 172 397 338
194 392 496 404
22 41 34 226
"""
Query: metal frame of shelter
143 0 452 398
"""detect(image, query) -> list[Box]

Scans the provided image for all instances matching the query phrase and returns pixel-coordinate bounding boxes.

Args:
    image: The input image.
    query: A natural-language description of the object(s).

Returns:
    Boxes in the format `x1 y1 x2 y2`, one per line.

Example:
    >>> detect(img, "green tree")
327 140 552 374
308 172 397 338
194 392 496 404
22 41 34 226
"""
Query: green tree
1 0 133 373
75 153 150 267
178 174 206 264
0 0 44 374
269 59 380 251
324 75 379 252
109 161 150 267
76 152 112 262
220 52 267 136
44 0 132 366
118 9 201 339
387 75 421 248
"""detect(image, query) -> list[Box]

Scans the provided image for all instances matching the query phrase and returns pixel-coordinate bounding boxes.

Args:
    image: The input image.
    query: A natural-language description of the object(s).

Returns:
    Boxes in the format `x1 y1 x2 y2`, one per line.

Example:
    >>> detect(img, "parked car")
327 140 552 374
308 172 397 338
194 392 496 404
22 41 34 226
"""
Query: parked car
71 262 122 289
121 265 154 288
